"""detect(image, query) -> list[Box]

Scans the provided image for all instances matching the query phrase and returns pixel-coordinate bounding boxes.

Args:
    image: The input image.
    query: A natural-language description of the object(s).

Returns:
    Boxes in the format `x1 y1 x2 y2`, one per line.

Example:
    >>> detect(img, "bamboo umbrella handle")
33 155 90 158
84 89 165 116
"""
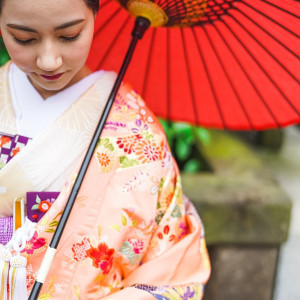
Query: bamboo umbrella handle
28 16 151 300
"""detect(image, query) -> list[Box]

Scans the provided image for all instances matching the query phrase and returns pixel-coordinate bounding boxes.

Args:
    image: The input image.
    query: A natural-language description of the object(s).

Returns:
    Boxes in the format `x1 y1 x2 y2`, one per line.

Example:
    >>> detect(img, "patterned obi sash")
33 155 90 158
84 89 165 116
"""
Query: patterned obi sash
0 134 59 245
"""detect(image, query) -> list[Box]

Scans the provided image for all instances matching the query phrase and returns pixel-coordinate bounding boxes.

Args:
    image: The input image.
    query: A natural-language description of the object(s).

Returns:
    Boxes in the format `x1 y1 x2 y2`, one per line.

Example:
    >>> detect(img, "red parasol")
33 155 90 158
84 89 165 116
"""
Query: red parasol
87 0 300 130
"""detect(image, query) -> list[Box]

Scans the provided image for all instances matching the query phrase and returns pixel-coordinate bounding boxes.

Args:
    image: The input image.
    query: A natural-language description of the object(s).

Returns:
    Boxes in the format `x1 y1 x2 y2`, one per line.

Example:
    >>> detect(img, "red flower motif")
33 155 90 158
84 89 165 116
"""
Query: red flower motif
22 232 46 255
38 200 51 213
87 243 115 274
116 134 142 154
0 136 11 147
72 238 92 262
12 147 20 157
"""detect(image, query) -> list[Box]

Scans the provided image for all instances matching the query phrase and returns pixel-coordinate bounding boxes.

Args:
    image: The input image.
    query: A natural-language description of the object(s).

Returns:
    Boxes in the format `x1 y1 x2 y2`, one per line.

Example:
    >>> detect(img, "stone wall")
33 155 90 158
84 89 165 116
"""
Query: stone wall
181 130 291 300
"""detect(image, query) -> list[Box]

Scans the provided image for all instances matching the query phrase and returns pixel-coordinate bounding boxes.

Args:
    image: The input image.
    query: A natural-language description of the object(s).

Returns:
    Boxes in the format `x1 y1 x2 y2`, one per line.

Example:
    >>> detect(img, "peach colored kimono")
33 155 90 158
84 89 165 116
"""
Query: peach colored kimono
0 62 210 299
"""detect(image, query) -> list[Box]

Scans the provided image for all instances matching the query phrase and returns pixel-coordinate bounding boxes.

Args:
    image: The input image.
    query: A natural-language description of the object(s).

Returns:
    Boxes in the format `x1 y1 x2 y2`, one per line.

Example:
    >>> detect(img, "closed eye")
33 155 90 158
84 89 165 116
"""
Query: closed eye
60 33 81 42
13 37 35 45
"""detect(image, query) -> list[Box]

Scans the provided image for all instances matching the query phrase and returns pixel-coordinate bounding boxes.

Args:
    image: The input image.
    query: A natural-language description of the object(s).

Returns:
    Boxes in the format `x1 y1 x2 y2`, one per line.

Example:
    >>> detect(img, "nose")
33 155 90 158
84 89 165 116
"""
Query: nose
36 40 63 72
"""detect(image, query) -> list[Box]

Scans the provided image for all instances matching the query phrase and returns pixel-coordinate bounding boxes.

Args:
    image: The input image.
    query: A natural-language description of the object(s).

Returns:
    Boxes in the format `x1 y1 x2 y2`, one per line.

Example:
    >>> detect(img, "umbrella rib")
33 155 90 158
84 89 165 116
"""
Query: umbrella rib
259 0 299 18
166 29 171 121
228 14 300 116
93 7 123 39
212 23 280 128
191 27 226 129
240 1 298 38
236 6 298 59
141 29 156 96
203 25 254 130
180 28 200 126
96 15 131 70
99 0 113 9
231 10 298 81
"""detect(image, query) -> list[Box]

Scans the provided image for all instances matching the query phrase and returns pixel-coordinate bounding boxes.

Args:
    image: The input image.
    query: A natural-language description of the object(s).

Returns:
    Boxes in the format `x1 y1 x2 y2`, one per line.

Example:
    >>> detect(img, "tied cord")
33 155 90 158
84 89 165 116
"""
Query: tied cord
0 218 35 300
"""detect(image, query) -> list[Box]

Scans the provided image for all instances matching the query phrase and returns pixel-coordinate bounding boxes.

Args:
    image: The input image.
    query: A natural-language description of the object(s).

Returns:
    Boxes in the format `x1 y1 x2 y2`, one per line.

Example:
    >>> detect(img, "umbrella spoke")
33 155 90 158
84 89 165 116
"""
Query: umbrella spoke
180 28 200 126
96 15 131 70
221 18 299 125
259 0 299 18
235 6 298 60
203 24 254 129
230 10 298 82
141 29 156 96
191 27 226 129
94 7 123 39
240 0 298 38
212 22 280 129
226 14 300 117
166 28 171 121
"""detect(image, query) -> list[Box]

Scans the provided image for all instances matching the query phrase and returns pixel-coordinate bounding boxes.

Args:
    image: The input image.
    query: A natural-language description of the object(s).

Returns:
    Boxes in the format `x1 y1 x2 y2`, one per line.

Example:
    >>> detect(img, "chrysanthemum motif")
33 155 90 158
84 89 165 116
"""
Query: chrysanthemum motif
116 134 142 154
95 147 116 173
135 139 164 164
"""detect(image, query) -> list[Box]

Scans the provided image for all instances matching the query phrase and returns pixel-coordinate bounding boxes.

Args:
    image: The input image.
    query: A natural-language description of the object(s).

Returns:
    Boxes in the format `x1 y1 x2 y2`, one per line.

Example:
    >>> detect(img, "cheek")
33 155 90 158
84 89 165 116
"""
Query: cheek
3 39 34 70
64 41 92 68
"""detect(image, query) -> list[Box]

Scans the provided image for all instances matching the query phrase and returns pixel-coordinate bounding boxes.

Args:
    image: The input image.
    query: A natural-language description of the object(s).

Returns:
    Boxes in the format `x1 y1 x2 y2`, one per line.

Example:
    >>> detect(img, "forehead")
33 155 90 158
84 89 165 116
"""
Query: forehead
1 0 90 24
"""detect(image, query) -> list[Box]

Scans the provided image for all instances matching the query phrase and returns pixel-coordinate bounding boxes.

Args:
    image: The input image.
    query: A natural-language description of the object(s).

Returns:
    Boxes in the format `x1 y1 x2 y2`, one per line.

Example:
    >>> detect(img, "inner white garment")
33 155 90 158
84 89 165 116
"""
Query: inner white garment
9 63 104 138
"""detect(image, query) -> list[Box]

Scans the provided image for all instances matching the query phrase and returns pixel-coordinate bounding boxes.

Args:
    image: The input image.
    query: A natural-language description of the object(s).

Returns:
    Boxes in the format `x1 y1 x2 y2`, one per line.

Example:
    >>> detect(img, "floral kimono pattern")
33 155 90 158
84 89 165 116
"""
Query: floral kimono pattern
0 62 210 299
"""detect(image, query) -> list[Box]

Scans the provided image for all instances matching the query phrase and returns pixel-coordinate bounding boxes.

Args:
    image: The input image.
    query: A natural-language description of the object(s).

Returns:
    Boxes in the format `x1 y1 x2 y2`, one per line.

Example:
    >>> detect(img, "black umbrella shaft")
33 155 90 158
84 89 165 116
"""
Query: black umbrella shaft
28 16 150 300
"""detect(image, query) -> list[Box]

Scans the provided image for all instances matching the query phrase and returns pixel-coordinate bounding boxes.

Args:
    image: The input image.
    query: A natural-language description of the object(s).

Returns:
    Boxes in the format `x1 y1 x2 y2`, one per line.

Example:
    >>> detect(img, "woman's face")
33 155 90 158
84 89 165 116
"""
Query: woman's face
0 0 95 98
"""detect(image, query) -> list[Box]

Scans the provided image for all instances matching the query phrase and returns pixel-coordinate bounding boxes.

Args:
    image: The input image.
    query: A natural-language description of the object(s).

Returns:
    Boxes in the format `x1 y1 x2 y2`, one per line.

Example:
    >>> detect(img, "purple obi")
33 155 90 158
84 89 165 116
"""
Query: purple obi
0 133 31 168
0 192 60 245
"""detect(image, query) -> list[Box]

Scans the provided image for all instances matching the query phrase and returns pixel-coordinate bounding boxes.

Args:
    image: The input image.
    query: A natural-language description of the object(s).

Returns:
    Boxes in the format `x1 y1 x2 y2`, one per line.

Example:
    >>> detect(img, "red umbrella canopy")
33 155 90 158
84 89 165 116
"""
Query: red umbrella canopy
86 0 300 130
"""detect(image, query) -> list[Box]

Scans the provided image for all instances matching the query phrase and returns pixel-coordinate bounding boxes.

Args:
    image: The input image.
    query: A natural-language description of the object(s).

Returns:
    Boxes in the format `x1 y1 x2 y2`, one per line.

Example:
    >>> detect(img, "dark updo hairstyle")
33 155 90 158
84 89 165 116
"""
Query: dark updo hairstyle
0 0 100 15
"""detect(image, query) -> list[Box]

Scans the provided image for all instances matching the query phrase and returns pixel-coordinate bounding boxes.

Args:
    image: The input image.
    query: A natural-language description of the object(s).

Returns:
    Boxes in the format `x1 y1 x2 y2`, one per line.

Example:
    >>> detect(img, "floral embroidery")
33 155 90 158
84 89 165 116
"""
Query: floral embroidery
134 283 204 300
87 243 115 274
11 146 20 157
0 135 11 147
95 148 116 173
135 139 164 164
119 239 144 266
157 225 176 242
21 231 46 255
72 238 92 262
116 134 142 154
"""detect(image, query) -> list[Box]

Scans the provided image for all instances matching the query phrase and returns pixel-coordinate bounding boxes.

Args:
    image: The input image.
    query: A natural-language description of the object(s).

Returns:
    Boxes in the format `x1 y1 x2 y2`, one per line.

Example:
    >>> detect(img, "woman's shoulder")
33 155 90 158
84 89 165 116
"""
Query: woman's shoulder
103 81 165 139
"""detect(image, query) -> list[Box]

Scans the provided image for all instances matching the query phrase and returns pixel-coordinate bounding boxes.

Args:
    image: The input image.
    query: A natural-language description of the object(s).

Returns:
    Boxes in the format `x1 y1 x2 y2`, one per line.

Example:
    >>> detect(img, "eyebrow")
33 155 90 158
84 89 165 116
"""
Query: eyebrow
6 19 85 33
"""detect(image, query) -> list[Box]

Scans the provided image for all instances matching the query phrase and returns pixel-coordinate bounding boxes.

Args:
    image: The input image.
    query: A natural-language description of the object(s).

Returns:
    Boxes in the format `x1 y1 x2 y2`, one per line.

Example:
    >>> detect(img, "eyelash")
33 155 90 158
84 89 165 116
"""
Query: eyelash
13 37 35 45
13 33 81 46
60 33 81 42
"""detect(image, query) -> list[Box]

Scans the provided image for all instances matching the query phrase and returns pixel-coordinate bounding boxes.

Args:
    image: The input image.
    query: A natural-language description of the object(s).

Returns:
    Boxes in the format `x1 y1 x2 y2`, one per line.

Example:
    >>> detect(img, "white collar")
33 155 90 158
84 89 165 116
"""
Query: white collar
9 63 104 138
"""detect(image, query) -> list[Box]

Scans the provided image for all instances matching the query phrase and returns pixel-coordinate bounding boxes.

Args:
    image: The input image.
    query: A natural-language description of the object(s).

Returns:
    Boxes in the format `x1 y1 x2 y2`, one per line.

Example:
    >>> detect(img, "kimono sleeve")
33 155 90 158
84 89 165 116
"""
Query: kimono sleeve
100 156 211 300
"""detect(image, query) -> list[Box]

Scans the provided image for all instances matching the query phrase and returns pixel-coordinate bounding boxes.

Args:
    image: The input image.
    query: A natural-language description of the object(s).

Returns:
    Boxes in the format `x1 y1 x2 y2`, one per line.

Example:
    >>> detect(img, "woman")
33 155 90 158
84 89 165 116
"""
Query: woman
0 0 210 299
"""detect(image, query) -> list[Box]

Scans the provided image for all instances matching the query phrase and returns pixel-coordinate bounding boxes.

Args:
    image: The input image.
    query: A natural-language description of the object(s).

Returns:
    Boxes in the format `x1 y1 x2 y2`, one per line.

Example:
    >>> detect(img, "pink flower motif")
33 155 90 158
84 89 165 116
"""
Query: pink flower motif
128 239 144 254
72 238 92 262
178 222 188 240
22 232 46 255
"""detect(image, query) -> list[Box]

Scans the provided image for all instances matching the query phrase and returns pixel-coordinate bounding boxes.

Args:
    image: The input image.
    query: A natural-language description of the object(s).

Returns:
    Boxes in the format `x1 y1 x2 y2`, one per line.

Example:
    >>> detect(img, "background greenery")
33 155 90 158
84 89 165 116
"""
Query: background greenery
0 37 10 66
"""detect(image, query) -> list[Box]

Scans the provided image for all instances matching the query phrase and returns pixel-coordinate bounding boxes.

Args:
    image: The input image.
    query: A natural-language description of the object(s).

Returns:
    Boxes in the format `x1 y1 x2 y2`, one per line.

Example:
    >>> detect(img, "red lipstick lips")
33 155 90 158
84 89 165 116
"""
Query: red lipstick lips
41 73 64 80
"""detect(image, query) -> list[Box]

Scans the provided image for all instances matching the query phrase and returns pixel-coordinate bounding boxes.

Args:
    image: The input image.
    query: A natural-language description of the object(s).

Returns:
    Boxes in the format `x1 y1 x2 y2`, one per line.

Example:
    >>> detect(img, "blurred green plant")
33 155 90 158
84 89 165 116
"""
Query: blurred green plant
159 118 212 173
0 37 10 66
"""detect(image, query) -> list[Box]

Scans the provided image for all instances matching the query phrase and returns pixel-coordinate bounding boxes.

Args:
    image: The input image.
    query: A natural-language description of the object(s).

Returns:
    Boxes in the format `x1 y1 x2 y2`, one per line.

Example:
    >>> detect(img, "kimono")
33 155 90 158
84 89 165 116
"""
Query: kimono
0 61 210 299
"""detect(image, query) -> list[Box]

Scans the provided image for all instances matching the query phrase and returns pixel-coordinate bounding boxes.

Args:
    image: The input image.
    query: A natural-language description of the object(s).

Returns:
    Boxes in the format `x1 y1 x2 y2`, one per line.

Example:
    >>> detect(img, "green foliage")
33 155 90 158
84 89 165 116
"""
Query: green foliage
0 37 10 66
159 118 211 173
